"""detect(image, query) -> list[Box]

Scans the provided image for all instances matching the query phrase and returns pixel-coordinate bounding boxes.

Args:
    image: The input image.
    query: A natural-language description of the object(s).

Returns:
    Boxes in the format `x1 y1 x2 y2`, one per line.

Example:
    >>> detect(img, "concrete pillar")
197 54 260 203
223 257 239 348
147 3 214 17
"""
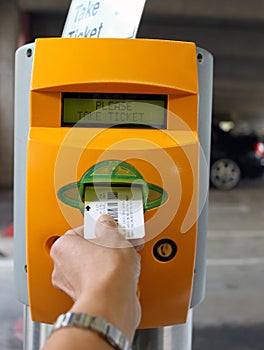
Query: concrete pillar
0 0 18 188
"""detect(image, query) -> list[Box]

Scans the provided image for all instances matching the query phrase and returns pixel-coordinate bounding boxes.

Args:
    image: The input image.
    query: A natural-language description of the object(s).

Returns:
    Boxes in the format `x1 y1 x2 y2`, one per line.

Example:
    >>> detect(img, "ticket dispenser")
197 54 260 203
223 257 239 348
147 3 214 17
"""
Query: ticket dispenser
21 38 211 329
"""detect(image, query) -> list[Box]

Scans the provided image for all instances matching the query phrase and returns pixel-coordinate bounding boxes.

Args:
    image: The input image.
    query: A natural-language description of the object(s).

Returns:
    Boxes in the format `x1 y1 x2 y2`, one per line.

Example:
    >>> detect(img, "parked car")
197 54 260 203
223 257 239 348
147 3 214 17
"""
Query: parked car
210 125 264 190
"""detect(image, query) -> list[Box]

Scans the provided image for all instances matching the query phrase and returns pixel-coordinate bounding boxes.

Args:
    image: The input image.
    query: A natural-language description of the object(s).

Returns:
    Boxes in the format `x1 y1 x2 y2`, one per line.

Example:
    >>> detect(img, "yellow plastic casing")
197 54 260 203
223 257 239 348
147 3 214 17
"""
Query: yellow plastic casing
26 38 199 328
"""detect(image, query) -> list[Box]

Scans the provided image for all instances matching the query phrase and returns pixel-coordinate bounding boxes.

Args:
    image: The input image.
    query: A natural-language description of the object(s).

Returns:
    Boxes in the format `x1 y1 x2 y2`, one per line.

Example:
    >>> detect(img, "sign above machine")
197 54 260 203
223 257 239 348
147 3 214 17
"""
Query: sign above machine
62 0 146 38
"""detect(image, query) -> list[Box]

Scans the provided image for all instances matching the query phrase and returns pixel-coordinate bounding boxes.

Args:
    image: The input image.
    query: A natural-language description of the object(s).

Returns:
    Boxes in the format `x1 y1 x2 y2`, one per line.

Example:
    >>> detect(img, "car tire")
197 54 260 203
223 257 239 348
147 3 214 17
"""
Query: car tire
210 158 241 190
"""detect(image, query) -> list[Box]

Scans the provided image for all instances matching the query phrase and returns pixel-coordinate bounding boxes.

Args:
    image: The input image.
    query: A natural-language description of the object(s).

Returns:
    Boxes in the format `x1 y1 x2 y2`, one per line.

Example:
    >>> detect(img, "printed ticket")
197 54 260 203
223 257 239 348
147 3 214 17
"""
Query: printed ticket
84 185 145 239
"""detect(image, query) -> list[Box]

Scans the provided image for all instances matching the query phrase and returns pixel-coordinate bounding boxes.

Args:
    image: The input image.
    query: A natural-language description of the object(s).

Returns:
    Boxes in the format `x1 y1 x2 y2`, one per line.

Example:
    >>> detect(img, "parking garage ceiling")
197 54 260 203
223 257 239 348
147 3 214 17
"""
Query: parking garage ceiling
18 0 264 20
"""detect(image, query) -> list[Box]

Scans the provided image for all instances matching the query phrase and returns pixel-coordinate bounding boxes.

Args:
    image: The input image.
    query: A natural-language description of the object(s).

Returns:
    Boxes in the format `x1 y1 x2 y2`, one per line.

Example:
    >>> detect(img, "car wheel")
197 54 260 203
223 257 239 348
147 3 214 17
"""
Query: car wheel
210 158 241 190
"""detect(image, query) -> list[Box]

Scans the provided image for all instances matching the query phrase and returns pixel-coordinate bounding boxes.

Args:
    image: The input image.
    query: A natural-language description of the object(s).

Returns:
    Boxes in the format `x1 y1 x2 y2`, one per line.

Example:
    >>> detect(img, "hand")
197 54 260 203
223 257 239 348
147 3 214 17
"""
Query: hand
50 215 142 342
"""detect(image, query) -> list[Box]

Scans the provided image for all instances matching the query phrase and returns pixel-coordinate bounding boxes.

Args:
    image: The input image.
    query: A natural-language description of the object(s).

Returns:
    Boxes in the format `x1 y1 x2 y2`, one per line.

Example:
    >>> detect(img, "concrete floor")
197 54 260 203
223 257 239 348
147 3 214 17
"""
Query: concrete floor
0 176 264 349
193 178 264 349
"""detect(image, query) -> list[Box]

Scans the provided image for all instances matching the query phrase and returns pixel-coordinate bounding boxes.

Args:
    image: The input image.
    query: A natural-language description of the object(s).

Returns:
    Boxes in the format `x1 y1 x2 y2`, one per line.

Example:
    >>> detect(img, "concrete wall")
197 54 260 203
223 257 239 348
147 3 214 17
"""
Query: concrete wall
0 0 18 188
138 18 264 117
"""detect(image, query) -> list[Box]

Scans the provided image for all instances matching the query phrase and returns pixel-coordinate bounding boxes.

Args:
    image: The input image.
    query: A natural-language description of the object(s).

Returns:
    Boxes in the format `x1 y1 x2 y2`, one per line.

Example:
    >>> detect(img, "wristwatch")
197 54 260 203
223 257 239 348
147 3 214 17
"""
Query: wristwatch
51 312 132 350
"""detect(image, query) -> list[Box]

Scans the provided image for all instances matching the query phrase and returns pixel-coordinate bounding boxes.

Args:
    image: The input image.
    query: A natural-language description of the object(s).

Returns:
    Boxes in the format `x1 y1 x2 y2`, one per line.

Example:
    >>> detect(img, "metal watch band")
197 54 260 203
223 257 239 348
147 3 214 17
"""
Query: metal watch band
51 312 132 350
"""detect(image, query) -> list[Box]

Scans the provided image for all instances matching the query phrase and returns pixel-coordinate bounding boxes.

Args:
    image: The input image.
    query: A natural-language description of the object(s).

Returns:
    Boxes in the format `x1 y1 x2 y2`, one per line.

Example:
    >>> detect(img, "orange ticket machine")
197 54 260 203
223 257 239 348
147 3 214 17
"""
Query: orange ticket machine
14 38 213 329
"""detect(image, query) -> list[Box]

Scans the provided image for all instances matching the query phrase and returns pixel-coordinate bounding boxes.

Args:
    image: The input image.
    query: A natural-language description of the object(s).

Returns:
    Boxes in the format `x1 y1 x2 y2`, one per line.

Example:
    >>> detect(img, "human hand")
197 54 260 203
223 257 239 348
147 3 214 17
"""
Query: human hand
50 214 142 342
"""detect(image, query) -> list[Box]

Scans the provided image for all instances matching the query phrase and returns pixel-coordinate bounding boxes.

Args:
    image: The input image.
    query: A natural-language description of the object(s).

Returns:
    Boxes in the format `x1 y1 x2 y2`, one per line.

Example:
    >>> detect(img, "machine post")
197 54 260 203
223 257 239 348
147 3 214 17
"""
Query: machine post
133 310 193 350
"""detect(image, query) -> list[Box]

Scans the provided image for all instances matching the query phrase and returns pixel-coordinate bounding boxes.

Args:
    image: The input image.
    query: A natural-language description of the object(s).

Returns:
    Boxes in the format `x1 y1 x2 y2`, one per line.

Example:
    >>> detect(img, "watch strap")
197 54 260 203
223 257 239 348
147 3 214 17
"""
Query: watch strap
51 312 132 350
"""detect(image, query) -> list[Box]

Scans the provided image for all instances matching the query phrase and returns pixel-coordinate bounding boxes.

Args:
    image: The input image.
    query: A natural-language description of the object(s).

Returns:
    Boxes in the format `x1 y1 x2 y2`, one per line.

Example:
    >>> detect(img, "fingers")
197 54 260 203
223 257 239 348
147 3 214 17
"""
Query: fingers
129 238 145 252
52 214 144 250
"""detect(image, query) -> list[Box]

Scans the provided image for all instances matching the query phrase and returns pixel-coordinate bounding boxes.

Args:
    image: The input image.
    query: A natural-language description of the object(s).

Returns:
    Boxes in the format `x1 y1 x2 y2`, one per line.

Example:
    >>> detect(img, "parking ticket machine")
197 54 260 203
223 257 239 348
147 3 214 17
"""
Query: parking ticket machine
14 38 213 329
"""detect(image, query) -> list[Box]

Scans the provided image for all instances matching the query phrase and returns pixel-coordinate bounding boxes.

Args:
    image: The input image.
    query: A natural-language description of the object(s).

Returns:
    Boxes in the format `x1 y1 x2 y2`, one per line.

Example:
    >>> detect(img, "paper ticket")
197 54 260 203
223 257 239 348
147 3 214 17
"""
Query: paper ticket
84 185 145 239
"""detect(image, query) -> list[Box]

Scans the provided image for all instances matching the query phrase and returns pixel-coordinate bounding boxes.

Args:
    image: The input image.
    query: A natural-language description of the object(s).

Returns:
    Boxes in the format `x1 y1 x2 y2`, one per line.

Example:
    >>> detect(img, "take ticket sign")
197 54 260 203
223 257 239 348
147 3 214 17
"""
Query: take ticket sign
62 0 146 38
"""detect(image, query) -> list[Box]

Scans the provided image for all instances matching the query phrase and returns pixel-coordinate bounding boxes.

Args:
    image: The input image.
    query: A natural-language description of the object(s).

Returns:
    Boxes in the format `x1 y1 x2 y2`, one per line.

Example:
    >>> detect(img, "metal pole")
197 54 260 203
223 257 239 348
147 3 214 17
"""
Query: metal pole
133 309 193 350
23 305 40 350
23 306 52 350
39 322 52 348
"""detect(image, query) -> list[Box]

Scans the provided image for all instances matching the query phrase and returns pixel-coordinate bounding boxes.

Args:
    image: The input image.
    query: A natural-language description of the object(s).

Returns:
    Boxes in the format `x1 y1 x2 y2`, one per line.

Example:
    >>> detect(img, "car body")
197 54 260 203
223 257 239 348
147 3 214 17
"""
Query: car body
210 125 264 190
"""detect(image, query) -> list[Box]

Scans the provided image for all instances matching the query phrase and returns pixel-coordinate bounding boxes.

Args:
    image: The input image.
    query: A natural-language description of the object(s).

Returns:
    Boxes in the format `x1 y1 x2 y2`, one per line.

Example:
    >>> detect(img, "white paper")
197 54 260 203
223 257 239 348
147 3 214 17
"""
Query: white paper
62 0 146 38
84 186 145 239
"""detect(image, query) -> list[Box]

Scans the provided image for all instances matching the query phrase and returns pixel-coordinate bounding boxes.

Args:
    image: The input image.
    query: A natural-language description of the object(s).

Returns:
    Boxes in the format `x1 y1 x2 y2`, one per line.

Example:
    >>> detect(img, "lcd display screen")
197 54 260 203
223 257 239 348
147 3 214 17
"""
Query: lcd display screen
62 93 167 129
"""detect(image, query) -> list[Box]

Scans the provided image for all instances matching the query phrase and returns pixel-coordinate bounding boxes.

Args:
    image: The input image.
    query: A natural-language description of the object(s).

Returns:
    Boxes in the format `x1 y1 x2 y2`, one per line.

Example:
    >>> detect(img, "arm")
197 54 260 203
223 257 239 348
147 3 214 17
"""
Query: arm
42 215 141 350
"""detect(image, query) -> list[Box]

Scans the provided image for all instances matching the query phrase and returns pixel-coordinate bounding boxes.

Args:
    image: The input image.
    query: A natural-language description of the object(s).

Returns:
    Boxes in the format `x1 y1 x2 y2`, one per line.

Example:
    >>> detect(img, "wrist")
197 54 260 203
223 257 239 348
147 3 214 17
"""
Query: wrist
70 291 135 342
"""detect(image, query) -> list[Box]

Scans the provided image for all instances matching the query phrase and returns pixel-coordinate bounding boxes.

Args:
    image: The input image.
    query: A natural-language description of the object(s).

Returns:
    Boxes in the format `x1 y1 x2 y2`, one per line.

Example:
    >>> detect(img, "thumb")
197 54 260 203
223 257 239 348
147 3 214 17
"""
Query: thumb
95 214 118 239
97 214 117 228
94 214 131 248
